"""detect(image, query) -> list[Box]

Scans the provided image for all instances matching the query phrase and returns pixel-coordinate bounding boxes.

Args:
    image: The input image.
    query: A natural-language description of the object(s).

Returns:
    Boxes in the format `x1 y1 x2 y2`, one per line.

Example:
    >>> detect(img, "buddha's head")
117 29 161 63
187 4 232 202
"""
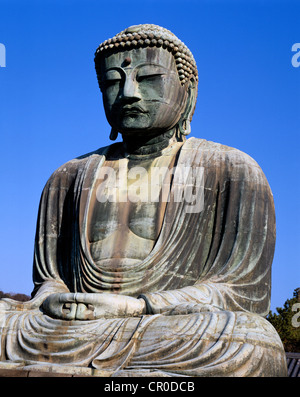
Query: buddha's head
94 24 198 141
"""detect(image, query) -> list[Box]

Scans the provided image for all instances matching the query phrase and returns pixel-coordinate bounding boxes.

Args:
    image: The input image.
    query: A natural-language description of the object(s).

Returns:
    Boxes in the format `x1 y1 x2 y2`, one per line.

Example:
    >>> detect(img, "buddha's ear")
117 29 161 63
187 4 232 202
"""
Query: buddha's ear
177 78 197 137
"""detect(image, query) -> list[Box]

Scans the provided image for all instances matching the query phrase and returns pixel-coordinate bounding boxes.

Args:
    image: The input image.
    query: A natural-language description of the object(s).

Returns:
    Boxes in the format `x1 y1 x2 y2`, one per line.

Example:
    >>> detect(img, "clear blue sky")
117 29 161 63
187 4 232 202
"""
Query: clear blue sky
0 0 299 312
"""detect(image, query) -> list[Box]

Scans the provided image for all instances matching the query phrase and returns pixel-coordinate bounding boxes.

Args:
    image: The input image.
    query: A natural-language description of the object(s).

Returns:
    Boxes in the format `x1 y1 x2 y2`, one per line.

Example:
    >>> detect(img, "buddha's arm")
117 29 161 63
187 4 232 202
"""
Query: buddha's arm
31 164 78 297
139 283 225 314
139 151 276 317
0 280 70 312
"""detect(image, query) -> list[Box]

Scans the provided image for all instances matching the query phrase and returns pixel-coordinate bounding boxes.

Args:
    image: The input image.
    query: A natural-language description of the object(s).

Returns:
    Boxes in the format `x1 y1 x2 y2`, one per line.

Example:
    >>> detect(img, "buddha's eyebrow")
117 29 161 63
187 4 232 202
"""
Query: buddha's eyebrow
105 66 123 72
102 64 170 80
104 63 168 72
102 67 124 80
135 62 169 71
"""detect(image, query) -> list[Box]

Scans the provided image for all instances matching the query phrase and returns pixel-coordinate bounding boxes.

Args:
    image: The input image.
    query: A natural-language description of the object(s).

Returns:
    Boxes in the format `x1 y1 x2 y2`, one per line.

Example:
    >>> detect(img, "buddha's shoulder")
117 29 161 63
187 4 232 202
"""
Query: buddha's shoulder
46 143 120 183
55 143 120 171
184 137 260 169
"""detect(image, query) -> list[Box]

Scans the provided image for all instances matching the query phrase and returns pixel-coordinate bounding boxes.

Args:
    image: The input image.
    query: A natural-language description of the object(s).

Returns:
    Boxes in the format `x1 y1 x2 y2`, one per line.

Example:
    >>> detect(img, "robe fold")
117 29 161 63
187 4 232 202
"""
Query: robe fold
0 137 287 376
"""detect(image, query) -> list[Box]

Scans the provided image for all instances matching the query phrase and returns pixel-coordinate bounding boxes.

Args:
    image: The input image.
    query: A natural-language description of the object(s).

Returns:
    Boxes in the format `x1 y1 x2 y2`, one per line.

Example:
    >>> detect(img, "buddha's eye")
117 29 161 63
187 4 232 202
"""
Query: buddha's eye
102 70 122 87
136 73 164 83
136 65 166 83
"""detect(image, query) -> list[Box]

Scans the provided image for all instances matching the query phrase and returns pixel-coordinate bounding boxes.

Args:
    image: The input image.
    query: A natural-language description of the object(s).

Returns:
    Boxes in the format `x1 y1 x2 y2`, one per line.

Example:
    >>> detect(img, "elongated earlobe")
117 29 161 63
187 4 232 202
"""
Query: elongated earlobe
178 118 191 136
177 79 196 139
109 128 118 141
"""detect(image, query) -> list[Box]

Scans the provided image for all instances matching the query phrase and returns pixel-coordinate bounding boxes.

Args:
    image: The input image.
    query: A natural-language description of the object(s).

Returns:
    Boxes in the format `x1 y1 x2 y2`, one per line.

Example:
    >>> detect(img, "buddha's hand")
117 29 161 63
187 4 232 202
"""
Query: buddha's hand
42 292 146 320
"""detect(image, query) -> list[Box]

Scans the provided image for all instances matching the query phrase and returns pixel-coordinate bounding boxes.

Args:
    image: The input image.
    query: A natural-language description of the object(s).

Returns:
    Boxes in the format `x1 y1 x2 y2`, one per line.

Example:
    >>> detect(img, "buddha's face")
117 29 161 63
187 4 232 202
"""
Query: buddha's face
99 47 188 137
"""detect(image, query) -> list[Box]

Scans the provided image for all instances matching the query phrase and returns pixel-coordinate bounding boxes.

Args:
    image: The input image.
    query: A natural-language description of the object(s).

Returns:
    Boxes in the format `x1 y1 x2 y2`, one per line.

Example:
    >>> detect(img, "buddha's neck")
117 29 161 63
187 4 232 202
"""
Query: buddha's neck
122 128 182 159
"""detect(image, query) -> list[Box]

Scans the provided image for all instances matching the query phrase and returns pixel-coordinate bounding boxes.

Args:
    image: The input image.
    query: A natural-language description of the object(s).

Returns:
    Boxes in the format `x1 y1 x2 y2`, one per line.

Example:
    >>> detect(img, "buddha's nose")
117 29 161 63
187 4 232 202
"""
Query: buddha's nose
122 76 141 101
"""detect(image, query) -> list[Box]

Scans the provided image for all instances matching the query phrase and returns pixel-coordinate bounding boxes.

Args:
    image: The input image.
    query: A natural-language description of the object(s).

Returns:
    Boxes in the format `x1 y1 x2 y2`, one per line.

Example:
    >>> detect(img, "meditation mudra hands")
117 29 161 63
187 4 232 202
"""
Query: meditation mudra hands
42 293 147 320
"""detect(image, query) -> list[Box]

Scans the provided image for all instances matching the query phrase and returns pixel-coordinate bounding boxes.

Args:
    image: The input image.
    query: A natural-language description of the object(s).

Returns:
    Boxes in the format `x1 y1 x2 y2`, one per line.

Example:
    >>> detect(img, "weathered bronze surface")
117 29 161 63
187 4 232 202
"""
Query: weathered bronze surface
0 24 287 376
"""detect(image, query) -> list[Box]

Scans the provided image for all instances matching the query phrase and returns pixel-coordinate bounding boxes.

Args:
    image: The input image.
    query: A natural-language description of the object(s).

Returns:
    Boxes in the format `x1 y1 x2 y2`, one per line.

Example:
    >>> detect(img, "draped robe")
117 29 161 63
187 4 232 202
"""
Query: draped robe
0 137 287 376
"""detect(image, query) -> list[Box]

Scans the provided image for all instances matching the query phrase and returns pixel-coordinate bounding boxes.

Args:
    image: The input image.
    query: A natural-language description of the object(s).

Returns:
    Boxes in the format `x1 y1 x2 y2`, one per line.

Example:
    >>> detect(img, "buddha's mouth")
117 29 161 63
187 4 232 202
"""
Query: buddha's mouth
121 105 147 114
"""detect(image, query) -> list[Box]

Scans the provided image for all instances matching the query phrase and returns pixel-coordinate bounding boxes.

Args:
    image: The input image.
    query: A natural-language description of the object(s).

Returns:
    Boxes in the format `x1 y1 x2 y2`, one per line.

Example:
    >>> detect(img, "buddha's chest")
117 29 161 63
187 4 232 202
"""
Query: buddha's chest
87 154 176 242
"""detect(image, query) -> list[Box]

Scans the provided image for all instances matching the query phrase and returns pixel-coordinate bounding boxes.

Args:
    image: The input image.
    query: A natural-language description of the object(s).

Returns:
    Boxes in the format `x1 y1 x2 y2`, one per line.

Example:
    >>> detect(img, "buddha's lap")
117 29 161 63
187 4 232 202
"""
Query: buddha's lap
4 308 281 350
1 307 286 377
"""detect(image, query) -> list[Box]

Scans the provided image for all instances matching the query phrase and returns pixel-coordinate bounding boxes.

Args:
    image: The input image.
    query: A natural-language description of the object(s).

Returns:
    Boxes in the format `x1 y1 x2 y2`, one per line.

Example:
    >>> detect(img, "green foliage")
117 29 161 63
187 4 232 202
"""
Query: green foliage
267 289 300 352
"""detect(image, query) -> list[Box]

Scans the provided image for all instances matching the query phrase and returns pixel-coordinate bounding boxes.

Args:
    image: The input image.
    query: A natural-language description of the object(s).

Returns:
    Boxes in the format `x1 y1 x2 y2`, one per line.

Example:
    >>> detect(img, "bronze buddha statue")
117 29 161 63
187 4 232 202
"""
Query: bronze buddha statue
0 24 287 377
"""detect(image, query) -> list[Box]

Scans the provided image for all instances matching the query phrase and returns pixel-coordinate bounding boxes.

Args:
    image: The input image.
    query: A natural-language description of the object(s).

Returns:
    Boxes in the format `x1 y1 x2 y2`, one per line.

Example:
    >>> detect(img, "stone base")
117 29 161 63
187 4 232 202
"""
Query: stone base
0 361 111 377
0 361 172 377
